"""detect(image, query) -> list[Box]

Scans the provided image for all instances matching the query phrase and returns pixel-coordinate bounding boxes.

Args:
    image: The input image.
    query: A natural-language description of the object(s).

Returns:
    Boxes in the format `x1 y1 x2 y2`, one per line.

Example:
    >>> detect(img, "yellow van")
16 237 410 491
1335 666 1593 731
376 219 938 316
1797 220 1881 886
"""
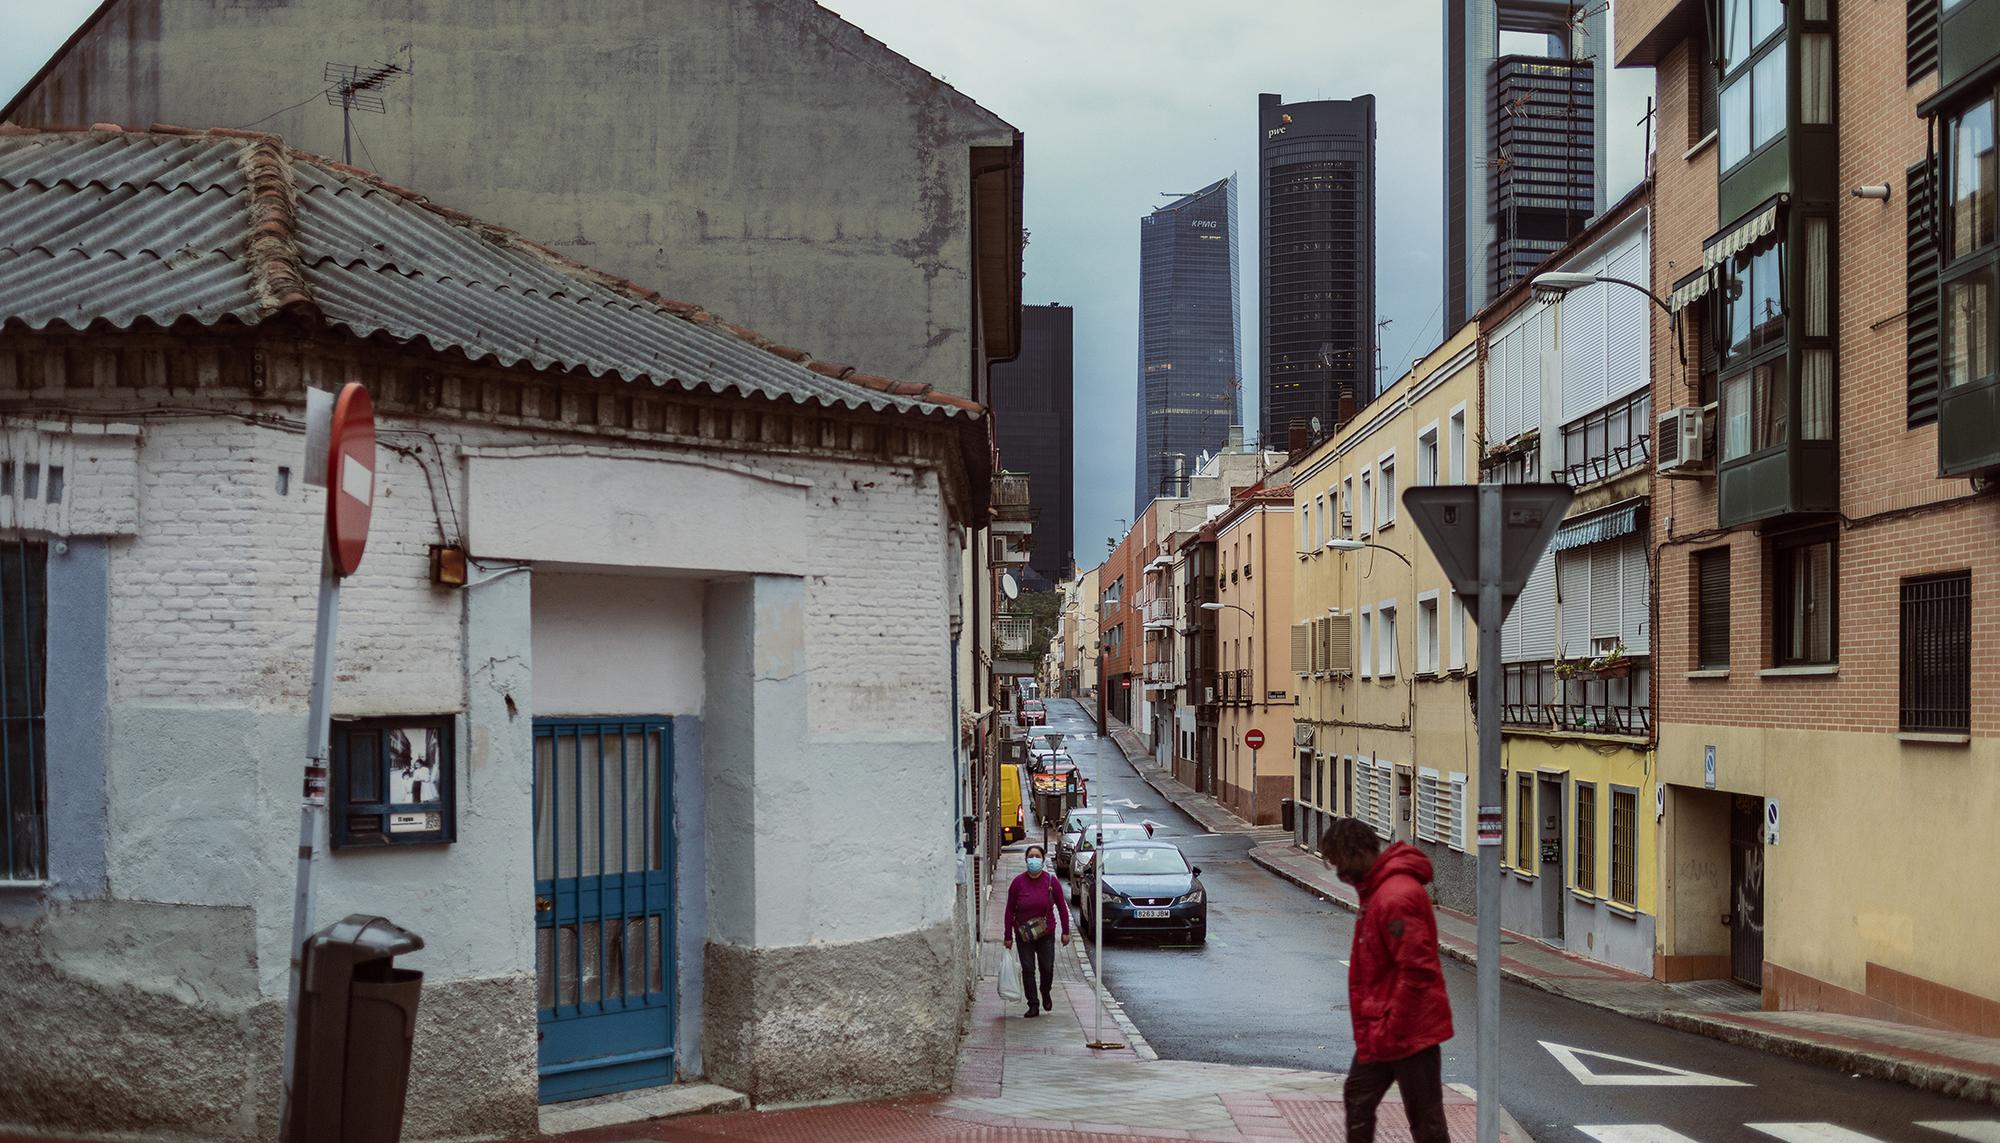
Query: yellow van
999 763 1025 844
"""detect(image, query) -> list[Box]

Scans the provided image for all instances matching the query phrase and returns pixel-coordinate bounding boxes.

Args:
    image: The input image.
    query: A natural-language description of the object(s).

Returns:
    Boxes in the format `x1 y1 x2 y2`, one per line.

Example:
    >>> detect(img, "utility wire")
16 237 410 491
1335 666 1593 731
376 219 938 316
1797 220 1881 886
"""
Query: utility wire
237 86 335 131
1391 297 1446 385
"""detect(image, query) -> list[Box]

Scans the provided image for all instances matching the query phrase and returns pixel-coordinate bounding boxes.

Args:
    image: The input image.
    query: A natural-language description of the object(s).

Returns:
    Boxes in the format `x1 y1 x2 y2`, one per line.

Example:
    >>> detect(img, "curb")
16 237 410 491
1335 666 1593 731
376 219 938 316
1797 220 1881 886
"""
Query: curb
1070 938 1160 1061
1247 848 2000 1111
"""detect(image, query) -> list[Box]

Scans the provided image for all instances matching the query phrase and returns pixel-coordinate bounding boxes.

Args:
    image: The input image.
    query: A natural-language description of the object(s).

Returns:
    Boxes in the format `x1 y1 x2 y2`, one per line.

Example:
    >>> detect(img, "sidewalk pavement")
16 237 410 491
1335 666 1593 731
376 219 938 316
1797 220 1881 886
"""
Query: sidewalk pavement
540 843 1518 1143
1099 713 2000 1110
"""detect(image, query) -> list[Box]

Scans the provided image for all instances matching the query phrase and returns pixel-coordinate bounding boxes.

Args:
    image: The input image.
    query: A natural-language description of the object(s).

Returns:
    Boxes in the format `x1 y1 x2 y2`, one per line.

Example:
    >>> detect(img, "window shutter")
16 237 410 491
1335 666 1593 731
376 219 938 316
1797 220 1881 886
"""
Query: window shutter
1555 550 1590 659
1604 241 1650 404
1448 773 1468 852
1908 0 1939 85
1561 282 1608 423
1291 622 1311 675
1327 613 1353 673
1908 158 1941 428
1590 543 1622 642
1696 548 1732 669
1621 535 1651 654
1506 555 1559 662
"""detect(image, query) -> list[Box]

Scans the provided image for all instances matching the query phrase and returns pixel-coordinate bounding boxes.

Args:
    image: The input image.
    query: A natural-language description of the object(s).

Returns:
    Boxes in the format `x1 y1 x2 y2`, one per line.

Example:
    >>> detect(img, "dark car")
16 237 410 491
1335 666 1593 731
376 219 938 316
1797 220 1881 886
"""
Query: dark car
1075 840 1206 944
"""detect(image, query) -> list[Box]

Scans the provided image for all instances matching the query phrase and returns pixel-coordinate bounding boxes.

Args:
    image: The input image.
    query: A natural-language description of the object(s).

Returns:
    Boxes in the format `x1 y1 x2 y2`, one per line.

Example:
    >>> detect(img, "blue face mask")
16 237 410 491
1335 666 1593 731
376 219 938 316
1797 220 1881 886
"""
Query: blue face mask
1026 856 1045 875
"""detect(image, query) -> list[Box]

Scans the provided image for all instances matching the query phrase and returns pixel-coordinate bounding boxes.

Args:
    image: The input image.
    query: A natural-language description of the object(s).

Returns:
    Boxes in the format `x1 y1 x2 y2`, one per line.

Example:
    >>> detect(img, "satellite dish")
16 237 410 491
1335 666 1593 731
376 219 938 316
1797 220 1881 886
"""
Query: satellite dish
1000 572 1020 601
1311 416 1323 436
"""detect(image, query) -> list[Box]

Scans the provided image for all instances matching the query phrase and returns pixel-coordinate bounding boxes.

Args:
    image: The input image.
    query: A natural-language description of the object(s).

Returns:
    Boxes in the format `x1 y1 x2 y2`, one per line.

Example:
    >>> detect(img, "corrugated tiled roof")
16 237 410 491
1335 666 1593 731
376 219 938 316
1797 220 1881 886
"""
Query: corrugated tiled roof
0 126 981 420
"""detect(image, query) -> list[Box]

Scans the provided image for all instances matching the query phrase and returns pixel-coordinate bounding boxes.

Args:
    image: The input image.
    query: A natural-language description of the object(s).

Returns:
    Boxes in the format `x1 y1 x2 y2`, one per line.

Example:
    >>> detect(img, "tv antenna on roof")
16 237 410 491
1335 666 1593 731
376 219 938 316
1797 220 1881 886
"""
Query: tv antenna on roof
324 61 406 166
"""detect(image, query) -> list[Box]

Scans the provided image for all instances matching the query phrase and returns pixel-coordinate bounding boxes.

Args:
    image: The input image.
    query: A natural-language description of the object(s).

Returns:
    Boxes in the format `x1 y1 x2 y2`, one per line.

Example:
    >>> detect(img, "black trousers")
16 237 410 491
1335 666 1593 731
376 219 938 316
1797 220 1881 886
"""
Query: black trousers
1015 932 1056 1010
1344 1044 1448 1143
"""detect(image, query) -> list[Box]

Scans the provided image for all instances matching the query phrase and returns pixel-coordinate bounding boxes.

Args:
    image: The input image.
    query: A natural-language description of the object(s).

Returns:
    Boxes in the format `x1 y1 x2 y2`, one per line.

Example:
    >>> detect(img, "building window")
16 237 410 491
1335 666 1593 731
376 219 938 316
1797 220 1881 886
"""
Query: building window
1559 389 1653 487
1416 769 1444 843
1359 470 1374 535
1447 773 1467 852
1773 533 1837 666
1449 407 1468 483
1377 603 1398 678
1696 9 1720 140
332 716 458 847
1575 782 1597 894
1721 242 1788 368
1610 787 1637 906
1418 424 1440 486
1416 594 1440 675
1341 476 1355 537
1515 772 1533 870
1359 608 1373 679
1301 502 1313 554
1900 571 1971 734
1448 593 1467 670
1718 0 1787 171
1377 454 1398 526
1696 548 1732 669
1944 99 1998 392
1721 361 1788 461
0 540 48 881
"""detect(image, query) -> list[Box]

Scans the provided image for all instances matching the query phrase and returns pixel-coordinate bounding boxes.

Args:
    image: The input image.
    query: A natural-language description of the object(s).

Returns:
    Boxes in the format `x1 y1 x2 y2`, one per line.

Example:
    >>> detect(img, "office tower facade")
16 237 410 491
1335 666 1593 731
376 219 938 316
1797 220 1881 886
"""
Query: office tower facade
1445 0 1608 330
1135 177 1243 512
991 303 1076 590
1258 94 1377 447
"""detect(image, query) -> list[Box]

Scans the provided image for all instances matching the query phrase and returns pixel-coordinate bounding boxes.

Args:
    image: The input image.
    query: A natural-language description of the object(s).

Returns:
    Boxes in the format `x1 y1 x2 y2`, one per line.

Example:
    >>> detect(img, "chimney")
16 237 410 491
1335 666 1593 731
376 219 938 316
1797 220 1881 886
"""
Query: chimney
1172 453 1186 495
1225 424 1244 451
1287 418 1309 456
1337 384 1357 427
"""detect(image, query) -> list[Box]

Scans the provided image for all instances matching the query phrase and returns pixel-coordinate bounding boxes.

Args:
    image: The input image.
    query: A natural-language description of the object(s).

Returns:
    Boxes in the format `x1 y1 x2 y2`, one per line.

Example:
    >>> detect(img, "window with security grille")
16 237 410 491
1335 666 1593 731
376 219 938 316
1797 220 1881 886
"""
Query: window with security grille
1515 773 1533 870
1696 548 1732 669
1415 770 1443 843
1446 774 1467 852
1900 571 1971 734
1574 782 1597 894
1611 787 1637 905
0 540 47 881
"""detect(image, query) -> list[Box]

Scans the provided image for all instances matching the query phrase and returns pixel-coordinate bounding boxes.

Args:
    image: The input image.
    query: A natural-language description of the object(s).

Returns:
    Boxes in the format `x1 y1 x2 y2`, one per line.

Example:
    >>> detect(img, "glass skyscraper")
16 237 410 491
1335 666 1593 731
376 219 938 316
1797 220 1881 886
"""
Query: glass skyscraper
1259 94 1376 445
1135 176 1242 512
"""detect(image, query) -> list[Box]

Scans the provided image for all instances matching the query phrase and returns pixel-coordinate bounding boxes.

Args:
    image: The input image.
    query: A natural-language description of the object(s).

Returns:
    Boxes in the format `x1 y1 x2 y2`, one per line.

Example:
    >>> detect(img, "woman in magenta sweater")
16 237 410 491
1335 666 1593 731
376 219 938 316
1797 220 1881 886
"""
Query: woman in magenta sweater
1002 844 1072 1017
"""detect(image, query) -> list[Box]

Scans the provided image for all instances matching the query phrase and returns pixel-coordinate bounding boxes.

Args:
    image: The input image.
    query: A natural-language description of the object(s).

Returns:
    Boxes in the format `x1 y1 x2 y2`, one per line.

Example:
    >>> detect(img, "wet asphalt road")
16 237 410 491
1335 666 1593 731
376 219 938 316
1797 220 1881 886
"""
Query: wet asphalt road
1033 699 1994 1142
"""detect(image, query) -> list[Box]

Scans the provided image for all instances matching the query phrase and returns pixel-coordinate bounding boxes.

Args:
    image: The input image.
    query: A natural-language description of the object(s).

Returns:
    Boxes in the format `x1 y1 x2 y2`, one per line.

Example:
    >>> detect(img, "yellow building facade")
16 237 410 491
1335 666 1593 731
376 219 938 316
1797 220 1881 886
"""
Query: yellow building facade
1210 486 1296 825
1289 326 1483 912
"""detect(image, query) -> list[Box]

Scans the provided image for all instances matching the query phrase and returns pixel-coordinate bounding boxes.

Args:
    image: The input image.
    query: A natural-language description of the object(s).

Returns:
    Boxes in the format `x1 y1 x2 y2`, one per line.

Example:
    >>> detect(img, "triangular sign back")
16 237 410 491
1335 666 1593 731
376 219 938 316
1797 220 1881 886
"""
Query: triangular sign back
1403 483 1573 625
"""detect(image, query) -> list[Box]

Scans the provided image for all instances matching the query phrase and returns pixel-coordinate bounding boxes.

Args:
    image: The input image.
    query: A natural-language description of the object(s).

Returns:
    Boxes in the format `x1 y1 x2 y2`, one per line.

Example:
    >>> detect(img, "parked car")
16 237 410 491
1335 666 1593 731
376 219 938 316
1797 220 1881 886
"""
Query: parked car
1055 807 1125 875
999 763 1025 845
1075 840 1206 944
1018 699 1047 726
1068 821 1154 902
1027 748 1073 775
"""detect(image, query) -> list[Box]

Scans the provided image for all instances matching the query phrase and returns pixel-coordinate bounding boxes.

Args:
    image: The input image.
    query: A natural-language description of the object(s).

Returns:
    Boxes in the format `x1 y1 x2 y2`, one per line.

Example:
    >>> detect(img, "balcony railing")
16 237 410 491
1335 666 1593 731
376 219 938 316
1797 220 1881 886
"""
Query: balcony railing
1558 390 1652 488
1213 669 1256 707
1142 599 1174 629
993 471 1032 509
1500 658 1652 736
995 615 1035 654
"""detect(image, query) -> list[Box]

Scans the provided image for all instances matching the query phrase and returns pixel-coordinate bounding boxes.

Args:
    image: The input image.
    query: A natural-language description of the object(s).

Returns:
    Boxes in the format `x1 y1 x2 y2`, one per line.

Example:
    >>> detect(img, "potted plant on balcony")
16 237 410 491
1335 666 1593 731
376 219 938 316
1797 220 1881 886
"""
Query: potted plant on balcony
1555 642 1630 682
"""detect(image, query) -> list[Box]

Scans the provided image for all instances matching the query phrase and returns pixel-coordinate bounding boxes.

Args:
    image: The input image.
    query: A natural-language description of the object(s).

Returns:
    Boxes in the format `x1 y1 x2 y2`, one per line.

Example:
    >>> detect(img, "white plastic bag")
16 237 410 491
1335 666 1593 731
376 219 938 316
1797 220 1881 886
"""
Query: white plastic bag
998 947 1024 1004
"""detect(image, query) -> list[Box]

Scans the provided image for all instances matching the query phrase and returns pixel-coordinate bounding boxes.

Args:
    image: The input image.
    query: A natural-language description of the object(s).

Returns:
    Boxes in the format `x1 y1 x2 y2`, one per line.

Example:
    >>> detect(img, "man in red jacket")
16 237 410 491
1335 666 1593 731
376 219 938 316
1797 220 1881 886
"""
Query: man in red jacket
1320 817 1453 1143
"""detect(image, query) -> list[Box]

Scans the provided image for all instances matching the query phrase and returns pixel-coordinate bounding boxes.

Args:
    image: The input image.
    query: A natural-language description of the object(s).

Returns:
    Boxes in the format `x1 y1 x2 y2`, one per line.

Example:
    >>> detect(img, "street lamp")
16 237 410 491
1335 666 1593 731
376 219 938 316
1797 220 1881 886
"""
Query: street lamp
1199 601 1255 618
1530 271 1687 371
1323 538 1414 567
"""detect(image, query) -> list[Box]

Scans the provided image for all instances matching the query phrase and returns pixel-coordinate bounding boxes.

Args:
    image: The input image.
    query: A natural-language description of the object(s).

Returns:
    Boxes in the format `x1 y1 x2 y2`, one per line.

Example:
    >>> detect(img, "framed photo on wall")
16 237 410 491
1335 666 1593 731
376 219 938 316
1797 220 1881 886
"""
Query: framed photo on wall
331 715 458 848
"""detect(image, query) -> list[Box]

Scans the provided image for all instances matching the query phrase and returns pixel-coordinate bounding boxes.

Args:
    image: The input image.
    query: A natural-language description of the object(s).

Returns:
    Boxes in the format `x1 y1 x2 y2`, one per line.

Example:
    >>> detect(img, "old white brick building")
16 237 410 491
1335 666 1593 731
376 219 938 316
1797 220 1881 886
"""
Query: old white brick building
0 128 990 1140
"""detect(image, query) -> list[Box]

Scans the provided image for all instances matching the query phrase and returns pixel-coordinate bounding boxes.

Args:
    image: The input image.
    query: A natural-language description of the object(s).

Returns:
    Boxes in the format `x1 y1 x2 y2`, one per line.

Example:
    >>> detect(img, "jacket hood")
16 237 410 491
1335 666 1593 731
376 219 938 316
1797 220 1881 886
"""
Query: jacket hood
1360 841 1434 899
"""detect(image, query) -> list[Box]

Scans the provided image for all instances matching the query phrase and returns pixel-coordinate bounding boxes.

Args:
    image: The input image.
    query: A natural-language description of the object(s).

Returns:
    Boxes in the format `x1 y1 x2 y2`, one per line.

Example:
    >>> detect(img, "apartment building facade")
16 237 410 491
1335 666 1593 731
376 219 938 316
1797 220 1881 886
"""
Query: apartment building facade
1209 486 1297 825
1289 324 1482 912
1483 191 1659 975
1620 0 2000 1026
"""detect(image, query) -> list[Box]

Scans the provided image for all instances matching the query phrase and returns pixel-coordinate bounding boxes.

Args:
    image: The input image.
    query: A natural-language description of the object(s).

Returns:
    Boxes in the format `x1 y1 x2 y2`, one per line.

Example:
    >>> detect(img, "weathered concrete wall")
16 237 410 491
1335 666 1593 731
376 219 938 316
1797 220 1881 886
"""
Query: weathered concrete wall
5 0 1017 396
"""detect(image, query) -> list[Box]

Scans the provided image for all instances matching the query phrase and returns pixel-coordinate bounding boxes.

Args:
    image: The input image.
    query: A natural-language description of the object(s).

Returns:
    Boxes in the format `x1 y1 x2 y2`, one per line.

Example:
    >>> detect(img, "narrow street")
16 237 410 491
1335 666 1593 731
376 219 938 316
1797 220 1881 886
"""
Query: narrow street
1041 700 1999 1143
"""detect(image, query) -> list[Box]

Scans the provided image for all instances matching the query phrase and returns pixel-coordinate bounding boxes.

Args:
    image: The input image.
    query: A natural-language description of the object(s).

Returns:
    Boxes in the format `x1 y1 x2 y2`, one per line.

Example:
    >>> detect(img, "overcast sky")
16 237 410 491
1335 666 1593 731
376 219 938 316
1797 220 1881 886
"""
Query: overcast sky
1 0 1652 574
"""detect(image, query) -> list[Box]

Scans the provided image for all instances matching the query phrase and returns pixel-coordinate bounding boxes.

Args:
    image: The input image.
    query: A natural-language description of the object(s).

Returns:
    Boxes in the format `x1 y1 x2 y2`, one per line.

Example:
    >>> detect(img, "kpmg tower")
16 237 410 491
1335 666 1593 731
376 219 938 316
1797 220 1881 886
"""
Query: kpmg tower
1444 0 1607 330
1135 177 1242 512
1258 94 1376 446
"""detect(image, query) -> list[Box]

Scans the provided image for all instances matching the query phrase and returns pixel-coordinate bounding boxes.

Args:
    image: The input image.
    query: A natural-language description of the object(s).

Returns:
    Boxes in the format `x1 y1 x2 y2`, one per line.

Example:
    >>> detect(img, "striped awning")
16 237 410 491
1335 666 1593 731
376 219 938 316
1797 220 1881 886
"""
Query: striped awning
1668 266 1719 314
1702 197 1785 272
1550 501 1645 554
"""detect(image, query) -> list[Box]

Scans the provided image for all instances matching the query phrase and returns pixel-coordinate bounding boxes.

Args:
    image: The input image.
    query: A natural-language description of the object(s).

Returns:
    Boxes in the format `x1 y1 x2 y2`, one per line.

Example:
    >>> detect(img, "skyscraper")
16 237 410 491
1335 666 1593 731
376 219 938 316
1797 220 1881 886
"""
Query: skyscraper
1444 0 1607 331
1135 177 1242 512
1258 94 1376 447
991 304 1075 591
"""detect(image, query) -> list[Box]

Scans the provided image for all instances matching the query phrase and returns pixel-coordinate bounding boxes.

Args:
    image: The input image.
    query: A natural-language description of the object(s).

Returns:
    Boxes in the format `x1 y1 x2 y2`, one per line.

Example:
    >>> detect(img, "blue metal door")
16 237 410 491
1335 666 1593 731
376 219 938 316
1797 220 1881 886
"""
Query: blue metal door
533 718 674 1102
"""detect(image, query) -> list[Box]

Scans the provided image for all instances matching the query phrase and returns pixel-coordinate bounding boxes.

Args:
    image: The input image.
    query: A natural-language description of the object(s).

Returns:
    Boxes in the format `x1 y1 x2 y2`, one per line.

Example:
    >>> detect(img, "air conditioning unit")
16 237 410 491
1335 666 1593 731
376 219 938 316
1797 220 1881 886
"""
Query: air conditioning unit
1204 687 1216 704
1656 406 1710 477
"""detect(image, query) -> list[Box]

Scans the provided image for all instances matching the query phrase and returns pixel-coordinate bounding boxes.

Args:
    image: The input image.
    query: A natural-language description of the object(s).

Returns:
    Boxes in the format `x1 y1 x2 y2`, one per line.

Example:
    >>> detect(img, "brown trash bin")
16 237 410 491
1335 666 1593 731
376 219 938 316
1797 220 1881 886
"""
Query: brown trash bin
284 915 425 1143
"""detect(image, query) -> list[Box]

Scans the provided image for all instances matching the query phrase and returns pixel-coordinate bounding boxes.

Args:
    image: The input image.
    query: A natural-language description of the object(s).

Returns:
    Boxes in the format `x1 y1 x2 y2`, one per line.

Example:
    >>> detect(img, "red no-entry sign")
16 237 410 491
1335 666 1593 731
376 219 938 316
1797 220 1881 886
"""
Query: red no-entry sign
1244 728 1265 750
326 383 376 577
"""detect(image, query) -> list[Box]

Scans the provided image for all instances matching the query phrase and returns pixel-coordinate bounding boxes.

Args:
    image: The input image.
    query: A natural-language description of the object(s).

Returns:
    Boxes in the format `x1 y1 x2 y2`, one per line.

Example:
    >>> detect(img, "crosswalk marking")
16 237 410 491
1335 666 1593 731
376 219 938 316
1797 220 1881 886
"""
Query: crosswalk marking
1922 1125 2000 1143
1749 1125 1890 1142
1578 1126 1704 1142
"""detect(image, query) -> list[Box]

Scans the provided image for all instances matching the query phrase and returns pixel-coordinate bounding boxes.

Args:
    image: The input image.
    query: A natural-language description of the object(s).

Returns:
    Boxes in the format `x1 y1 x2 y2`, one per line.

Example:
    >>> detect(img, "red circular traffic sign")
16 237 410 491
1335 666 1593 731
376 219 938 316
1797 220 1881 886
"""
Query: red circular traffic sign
1244 728 1265 750
326 383 376 578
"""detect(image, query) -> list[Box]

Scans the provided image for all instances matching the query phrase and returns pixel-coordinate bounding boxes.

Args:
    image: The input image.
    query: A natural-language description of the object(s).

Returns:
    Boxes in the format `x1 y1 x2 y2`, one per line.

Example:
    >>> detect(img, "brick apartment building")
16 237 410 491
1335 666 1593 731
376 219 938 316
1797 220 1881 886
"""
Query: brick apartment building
1622 0 2000 1030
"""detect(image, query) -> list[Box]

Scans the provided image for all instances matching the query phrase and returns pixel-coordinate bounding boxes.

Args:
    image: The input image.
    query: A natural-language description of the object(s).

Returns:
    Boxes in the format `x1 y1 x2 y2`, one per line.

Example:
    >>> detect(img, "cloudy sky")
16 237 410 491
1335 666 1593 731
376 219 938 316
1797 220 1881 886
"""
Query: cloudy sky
1 1 1652 573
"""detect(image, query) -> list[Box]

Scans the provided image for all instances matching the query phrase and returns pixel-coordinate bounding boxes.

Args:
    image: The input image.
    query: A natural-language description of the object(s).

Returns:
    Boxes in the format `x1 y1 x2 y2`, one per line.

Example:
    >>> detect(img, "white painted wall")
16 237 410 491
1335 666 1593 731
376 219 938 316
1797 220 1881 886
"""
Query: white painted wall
531 572 705 717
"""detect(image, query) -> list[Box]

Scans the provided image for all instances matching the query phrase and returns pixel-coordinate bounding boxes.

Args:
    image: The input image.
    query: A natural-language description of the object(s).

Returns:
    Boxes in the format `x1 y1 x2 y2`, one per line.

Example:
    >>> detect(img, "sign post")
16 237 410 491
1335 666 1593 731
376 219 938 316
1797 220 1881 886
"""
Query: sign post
1404 481 1570 1143
279 384 376 1143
